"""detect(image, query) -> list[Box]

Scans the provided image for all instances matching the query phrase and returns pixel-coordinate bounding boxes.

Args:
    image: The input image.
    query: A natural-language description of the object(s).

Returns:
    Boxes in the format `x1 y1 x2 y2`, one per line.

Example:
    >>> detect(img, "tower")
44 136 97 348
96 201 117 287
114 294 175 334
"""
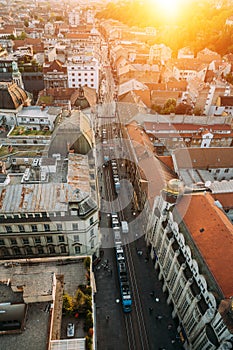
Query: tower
12 61 24 89
161 179 184 205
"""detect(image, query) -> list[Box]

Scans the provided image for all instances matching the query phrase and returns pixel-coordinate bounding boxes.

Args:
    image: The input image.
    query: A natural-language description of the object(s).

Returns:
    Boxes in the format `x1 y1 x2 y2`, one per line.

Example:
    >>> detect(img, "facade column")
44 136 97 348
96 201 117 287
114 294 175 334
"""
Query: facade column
176 278 193 311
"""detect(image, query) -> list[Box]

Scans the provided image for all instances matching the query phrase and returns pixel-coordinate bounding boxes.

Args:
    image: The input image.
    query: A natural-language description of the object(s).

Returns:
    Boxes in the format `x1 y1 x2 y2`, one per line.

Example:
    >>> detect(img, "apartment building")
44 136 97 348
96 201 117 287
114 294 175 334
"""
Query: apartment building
67 58 99 90
0 153 99 259
146 180 233 350
172 148 233 185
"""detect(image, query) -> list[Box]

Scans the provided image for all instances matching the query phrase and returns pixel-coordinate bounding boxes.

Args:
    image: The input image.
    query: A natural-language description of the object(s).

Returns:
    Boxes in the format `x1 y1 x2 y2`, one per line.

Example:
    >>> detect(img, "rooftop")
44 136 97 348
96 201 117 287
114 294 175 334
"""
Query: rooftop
0 154 95 214
0 256 88 350
177 193 233 298
173 147 233 169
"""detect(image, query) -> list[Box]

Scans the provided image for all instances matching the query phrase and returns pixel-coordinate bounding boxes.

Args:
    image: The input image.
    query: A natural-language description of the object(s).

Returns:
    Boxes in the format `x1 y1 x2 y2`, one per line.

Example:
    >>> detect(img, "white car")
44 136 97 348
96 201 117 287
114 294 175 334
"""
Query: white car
67 323 75 337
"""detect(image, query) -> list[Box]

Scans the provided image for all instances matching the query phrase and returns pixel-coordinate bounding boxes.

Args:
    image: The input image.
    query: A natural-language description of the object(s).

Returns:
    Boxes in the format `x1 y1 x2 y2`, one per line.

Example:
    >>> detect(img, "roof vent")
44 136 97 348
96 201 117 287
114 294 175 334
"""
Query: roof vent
200 228 205 233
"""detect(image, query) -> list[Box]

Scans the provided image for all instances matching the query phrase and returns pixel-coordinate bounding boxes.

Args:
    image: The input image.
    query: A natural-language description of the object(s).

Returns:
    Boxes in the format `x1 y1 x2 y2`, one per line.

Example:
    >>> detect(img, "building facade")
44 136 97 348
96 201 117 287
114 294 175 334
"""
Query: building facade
0 154 100 259
146 181 233 350
67 58 99 90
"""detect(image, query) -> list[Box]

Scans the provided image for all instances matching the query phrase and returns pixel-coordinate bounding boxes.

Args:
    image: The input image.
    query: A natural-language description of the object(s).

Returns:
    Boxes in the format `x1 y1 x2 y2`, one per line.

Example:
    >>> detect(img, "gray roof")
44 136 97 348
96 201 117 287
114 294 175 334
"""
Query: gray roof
0 183 89 213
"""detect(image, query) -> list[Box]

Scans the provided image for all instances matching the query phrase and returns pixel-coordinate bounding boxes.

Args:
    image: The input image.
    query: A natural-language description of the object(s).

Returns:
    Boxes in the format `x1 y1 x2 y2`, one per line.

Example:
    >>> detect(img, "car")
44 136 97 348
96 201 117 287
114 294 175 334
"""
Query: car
67 323 75 337
121 221 129 234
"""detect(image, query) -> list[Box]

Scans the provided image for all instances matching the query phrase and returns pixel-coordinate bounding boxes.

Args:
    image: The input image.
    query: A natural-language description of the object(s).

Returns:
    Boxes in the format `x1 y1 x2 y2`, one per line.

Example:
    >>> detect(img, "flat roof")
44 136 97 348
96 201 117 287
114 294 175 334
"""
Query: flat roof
0 154 93 213
0 256 88 350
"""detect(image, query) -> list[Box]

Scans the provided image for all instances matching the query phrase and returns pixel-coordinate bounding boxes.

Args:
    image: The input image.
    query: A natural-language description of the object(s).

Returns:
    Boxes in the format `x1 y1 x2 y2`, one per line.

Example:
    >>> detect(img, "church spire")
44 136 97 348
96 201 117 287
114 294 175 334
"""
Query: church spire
12 61 24 89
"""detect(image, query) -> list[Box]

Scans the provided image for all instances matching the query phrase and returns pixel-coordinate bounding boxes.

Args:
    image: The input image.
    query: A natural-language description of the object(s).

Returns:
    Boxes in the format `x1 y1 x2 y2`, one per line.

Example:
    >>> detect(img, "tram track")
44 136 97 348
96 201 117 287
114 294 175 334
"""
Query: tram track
99 108 150 350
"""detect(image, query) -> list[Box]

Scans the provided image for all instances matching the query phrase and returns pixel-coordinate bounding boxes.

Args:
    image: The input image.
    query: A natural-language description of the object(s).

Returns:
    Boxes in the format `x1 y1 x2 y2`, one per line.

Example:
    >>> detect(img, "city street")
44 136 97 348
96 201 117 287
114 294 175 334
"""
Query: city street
94 136 183 350
94 225 184 350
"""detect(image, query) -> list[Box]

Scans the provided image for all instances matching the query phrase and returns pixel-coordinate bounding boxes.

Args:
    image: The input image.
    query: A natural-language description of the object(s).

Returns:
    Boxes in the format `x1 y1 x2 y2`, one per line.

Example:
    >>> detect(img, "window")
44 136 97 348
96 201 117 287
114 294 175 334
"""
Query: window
73 235 79 242
0 239 5 245
224 168 229 173
44 224 50 232
60 245 66 253
13 247 21 255
34 237 41 244
47 236 53 243
75 246 80 254
57 223 62 231
49 246 55 254
31 225 37 232
37 247 44 254
22 238 29 245
72 223 78 231
5 226 12 233
58 235 65 243
91 240 94 249
11 239 17 245
90 217 94 225
18 225 25 233
26 247 33 254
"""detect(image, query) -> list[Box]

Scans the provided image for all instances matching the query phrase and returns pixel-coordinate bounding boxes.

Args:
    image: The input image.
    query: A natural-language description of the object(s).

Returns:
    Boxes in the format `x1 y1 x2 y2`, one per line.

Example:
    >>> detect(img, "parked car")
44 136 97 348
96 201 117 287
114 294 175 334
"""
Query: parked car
67 323 75 337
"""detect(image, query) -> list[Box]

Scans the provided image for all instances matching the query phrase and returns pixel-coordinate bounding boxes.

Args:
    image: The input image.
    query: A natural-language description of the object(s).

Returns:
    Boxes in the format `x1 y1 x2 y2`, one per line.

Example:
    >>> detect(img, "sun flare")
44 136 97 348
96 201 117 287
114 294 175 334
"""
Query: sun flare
153 0 183 18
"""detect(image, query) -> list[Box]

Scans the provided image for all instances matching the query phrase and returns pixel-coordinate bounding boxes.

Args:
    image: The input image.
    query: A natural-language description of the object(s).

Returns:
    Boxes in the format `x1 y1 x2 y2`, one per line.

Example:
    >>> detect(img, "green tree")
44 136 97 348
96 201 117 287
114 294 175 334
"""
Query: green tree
63 292 74 314
84 310 93 332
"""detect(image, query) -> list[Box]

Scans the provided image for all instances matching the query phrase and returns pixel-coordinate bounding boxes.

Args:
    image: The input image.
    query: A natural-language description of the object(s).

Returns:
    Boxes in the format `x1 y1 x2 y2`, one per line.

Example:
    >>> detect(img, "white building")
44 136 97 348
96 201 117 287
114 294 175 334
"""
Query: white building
146 180 233 350
0 153 100 259
67 58 99 91
16 106 61 131
68 10 80 27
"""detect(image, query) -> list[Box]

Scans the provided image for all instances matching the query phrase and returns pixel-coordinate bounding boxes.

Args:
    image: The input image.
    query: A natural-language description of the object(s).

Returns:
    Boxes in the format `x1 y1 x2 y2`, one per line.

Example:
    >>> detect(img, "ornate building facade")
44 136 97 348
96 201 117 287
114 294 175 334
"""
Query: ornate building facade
146 180 233 350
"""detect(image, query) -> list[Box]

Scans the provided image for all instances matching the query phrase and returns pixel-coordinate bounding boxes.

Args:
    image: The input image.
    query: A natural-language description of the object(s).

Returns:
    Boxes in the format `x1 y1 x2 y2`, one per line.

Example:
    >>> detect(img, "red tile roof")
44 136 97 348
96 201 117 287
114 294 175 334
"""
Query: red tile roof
173 147 233 169
177 193 233 298
126 122 176 207
143 122 232 133
157 156 175 172
211 193 233 210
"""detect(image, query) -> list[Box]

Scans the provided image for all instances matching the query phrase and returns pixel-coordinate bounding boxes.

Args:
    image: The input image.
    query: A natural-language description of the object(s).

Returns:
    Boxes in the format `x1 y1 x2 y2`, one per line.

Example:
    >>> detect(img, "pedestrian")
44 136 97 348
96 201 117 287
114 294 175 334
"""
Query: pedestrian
149 307 153 314
156 315 163 320
106 315 109 321
168 324 172 330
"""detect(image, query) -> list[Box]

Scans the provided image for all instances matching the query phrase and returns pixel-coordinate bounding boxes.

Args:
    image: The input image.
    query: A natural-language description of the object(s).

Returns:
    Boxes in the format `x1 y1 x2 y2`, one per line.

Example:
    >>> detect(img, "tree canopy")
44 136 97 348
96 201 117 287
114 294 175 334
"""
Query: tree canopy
96 0 233 55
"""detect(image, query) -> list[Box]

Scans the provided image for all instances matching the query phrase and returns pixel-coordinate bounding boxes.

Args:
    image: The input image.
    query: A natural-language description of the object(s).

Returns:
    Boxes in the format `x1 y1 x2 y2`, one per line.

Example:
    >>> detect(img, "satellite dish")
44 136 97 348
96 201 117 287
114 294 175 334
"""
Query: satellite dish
205 181 211 188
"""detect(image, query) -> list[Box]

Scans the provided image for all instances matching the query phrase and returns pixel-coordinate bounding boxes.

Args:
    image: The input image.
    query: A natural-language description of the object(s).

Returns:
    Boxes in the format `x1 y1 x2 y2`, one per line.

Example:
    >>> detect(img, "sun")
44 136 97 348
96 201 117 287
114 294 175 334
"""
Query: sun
153 0 183 19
